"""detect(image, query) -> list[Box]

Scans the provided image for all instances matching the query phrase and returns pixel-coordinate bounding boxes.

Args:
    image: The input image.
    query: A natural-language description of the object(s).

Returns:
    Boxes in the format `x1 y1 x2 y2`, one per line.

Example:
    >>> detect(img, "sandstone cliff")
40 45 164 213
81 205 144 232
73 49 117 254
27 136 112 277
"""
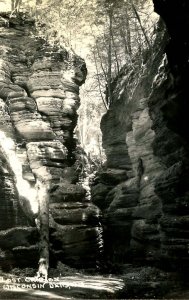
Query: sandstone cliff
92 0 189 284
0 12 101 271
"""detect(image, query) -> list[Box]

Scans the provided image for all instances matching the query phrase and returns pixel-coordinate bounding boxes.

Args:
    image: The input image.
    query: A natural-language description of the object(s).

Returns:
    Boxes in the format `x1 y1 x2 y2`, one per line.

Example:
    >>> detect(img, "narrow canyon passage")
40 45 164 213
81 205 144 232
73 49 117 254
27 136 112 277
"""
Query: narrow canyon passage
0 0 189 299
0 9 122 299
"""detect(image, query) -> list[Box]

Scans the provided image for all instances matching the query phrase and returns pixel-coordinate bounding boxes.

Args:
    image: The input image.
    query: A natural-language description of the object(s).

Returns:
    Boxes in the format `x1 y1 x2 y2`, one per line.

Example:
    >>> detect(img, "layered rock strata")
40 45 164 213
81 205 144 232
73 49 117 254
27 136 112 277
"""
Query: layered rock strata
92 7 189 279
0 13 101 270
151 0 189 272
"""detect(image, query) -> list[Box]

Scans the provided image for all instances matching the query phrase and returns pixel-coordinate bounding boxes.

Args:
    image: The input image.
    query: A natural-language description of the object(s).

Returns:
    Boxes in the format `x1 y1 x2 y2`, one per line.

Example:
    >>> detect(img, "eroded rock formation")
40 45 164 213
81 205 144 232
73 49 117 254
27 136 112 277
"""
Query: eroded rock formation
0 13 101 271
92 0 189 287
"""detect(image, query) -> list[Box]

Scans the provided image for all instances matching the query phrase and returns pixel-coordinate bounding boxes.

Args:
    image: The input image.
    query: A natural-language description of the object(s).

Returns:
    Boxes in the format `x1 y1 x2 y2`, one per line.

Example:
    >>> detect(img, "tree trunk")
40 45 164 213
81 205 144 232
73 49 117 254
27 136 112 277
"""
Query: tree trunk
92 50 108 110
11 0 14 11
90 25 108 83
107 9 113 106
124 7 132 56
131 2 151 49
36 179 49 281
11 0 22 12
111 28 120 75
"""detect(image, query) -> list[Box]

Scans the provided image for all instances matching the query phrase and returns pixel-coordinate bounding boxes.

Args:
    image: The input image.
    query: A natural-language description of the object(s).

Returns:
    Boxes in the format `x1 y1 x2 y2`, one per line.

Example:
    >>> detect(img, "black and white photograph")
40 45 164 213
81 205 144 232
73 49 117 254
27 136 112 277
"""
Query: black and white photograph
0 0 188 299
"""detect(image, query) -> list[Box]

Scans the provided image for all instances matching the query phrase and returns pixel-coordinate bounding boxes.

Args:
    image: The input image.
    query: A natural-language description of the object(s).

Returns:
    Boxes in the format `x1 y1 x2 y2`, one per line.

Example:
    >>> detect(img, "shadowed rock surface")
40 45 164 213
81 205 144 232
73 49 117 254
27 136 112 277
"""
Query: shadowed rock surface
91 0 189 295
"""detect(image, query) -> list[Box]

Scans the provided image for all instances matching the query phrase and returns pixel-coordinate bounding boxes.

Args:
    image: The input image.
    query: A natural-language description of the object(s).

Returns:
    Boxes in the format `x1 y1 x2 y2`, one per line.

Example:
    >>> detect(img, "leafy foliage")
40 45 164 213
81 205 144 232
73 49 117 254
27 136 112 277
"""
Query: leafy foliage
6 0 158 164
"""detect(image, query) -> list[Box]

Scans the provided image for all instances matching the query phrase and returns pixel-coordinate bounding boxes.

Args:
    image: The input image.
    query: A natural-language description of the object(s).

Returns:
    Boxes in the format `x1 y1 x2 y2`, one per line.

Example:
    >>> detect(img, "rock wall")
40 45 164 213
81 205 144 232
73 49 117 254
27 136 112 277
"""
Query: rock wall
0 13 101 270
92 3 189 278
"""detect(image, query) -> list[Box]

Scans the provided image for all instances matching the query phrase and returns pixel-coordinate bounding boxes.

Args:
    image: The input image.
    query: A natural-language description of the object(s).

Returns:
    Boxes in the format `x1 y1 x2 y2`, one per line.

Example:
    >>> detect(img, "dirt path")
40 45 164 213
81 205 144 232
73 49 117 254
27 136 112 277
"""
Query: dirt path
0 274 125 299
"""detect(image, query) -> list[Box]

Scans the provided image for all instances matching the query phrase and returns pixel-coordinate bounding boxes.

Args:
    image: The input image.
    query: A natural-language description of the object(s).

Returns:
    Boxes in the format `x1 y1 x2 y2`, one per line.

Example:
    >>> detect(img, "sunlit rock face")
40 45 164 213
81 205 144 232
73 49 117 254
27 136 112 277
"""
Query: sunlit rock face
93 4 189 280
0 12 100 270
